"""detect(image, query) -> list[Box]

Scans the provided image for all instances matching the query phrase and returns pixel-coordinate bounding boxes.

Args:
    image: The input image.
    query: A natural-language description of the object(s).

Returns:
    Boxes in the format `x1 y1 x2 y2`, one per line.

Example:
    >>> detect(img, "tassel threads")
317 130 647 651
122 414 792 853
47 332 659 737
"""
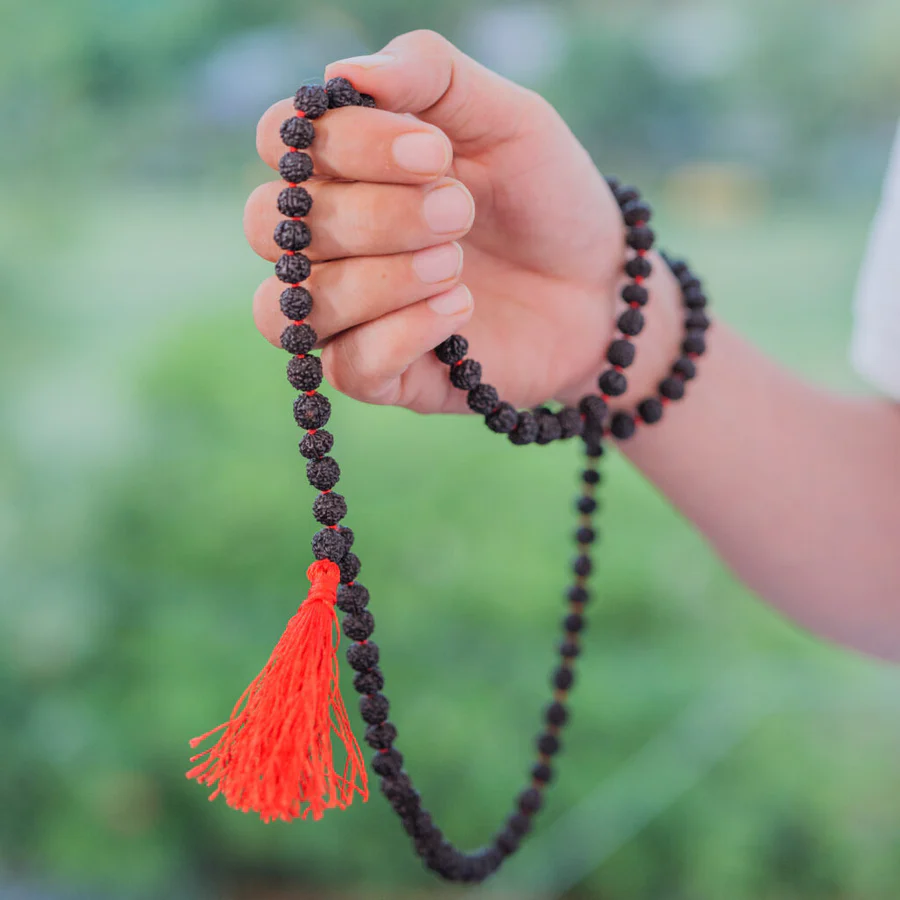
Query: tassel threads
187 559 368 822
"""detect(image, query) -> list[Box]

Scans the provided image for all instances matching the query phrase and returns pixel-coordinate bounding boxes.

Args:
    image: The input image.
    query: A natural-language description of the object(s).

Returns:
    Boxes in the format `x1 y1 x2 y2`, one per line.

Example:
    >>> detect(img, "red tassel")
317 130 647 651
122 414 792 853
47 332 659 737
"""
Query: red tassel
187 559 368 822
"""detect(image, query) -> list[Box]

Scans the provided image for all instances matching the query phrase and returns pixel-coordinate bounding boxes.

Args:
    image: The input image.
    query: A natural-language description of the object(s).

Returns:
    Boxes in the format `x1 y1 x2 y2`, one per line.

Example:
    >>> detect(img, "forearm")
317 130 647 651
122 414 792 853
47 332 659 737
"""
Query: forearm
620 265 900 660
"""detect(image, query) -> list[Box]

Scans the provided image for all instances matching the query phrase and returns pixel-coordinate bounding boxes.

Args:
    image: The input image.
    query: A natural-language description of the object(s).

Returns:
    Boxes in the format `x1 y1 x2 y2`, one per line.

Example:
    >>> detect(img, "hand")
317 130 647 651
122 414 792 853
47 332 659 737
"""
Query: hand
246 30 663 414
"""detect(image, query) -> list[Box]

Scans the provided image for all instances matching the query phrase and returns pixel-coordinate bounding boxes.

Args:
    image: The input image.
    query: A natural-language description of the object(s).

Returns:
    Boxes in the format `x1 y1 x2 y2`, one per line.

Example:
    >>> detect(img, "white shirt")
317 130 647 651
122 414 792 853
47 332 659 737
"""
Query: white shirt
852 123 900 399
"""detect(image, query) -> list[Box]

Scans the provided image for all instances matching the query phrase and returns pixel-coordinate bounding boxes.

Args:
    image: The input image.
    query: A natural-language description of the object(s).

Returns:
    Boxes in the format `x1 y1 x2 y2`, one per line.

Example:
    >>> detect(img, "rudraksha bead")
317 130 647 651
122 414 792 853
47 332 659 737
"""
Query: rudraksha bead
275 252 311 284
337 582 370 614
599 369 627 397
486 402 518 433
626 225 655 251
622 283 649 306
354 668 384 695
572 556 591 577
618 307 645 336
610 412 636 440
343 610 375 642
577 495 597 514
365 721 397 749
518 788 543 815
346 640 379 671
582 468 600 485
557 406 584 438
277 186 313 218
279 151 314 184
535 408 562 445
294 85 329 118
281 323 317 355
637 397 664 424
339 551 361 583
553 667 574 690
449 359 481 390
575 526 595 544
435 334 468 364
508 812 532 836
621 200 652 226
559 640 580 659
372 748 404 777
307 456 341 490
659 376 685 401
287 354 323 391
360 693 390 725
508 411 539 445
564 612 585 633
467 383 498 414
293 392 331 430
280 116 315 149
279 286 313 320
537 733 560 756
545 701 568 727
311 527 348 561
625 255 652 279
673 356 697 380
359 93 377 108
274 219 312 252
326 76 362 107
312 490 346 525
299 429 333 459
579 395 608 428
567 585 588 604
607 339 636 368
682 330 707 355
532 762 553 783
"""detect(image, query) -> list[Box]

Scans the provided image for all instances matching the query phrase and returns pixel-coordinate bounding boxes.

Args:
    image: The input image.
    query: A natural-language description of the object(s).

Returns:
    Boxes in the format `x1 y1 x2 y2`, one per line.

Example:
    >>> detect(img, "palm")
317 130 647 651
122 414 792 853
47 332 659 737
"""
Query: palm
446 104 625 410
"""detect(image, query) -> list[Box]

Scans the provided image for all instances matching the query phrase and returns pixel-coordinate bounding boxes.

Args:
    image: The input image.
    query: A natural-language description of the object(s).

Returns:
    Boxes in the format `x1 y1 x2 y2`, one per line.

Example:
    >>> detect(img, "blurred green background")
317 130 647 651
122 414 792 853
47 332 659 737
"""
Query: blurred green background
3 1 900 898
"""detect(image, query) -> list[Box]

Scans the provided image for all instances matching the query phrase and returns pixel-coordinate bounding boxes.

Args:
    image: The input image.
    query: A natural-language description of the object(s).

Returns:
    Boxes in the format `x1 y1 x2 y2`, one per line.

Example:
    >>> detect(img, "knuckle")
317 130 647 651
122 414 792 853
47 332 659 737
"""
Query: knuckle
404 29 452 54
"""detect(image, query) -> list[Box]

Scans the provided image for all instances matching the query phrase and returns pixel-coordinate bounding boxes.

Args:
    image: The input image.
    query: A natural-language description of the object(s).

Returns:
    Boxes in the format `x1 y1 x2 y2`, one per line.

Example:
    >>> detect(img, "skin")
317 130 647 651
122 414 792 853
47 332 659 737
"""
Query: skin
245 30 900 662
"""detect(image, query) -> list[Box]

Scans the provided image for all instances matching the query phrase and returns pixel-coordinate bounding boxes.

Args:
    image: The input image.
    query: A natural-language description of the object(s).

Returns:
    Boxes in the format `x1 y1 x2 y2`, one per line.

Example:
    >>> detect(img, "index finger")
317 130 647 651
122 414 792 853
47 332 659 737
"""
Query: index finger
256 98 454 185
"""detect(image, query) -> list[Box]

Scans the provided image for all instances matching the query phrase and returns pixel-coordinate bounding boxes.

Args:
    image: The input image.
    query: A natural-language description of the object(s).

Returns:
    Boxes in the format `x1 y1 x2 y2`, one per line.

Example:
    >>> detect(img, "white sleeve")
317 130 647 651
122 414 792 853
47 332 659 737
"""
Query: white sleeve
850 123 900 400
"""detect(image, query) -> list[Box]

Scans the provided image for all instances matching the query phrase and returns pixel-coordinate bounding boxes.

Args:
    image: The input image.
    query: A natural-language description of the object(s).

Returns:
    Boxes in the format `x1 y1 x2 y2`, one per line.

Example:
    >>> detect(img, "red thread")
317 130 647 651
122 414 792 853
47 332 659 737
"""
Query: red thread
186 560 368 821
634 276 645 285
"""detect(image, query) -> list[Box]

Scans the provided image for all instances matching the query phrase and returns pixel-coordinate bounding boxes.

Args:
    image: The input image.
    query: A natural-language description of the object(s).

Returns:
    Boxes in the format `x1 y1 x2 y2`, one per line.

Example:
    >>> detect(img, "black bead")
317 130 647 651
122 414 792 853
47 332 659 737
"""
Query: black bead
622 283 649 306
277 186 313 218
554 666 574 690
621 199 652 226
343 610 374 642
532 762 553 784
365 721 397 750
686 310 711 331
610 411 636 440
311 527 347 562
278 151 314 184
518 788 543 815
294 392 331 430
564 612 585 633
618 307 645 336
312 490 346 525
668 258 689 277
559 640 580 659
659 376 685 401
607 339 636 368
546 701 569 727
467 383 498 414
293 85 329 118
582 468 600 485
353 667 384 695
572 555 592 577
625 255 652 279
449 359 481 390
599 369 627 397
682 330 707 356
680 273 702 292
605 175 621 192
299 429 333 459
339 552 361 583
537 732 560 756
579 394 608 427
535 408 563 445
280 115 315 149
360 693 389 725
434 334 468 364
508 812 532 836
495 829 520 856
626 225 654 251
287 354 322 391
577 495 597 514
274 218 312 252
485 402 518 434
307 456 341 491
614 185 640 206
275 252 312 284
684 286 707 309
575 526 595 544
337 582 369 614
637 397 664 424
337 525 354 550
279 286 313 320
326 76 361 108
557 406 584 439
359 93 377 108
281 323 317 355
372 748 403 777
567 585 588 604
673 356 697 380
346 640 379 671
508 410 539 445
381 774 419 816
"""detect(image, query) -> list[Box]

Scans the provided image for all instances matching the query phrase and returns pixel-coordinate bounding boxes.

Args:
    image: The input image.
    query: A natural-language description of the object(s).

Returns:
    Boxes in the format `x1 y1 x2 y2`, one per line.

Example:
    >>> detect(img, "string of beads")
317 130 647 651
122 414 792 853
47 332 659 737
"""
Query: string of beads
273 77 708 883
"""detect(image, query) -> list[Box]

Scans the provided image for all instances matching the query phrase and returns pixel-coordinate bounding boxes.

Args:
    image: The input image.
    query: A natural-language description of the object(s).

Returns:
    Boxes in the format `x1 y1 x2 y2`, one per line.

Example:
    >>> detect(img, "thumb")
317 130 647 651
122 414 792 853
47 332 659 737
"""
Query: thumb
324 29 542 153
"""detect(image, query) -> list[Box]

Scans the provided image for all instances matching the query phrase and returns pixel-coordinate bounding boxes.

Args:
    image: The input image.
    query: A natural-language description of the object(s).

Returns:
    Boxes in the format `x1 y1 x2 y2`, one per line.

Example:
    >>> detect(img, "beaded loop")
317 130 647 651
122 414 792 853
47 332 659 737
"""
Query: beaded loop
265 83 709 885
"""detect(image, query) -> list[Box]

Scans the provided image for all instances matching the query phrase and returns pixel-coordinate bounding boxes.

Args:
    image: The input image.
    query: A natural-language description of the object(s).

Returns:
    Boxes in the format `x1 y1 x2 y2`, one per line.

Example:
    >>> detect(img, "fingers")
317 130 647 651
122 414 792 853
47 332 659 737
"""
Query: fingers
252 243 464 345
244 177 475 263
324 30 545 153
257 98 453 184
321 284 474 408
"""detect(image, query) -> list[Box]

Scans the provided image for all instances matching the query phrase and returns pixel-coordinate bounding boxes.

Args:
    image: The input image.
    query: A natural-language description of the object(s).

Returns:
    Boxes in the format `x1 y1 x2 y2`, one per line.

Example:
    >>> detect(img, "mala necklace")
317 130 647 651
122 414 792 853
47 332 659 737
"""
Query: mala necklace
187 77 711 884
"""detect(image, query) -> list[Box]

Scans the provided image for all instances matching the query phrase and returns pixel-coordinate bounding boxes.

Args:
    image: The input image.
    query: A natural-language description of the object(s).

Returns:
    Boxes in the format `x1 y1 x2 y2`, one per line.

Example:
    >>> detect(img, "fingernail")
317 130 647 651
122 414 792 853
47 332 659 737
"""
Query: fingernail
423 184 474 234
330 53 395 69
413 243 463 284
392 132 451 176
428 284 472 316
